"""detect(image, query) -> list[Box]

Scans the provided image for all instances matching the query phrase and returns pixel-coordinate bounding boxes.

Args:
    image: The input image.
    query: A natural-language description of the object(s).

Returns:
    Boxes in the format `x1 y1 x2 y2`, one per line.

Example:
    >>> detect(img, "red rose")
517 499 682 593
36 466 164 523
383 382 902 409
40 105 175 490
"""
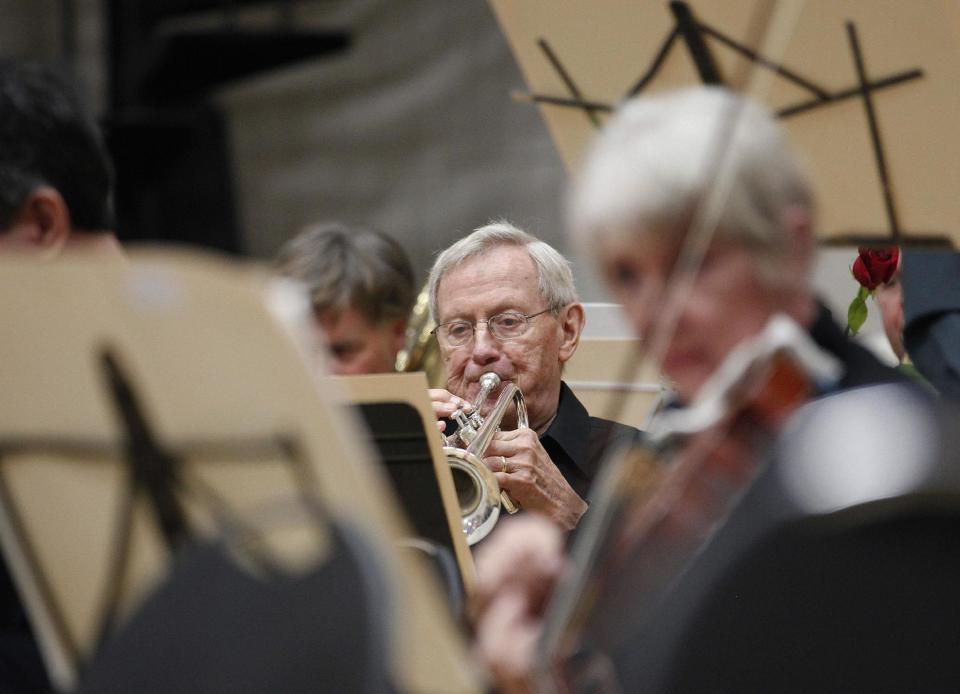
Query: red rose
851 246 900 291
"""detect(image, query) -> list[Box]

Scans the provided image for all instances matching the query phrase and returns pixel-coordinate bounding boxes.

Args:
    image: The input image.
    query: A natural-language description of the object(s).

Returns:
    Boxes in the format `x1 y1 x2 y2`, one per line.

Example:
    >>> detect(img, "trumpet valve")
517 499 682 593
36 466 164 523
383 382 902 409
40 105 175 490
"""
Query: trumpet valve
451 408 479 446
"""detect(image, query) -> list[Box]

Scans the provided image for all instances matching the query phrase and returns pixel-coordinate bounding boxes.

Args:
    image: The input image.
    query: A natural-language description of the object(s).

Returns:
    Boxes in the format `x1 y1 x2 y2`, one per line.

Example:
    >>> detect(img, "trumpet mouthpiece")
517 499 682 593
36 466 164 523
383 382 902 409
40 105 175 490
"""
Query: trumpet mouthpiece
479 372 501 390
473 372 501 411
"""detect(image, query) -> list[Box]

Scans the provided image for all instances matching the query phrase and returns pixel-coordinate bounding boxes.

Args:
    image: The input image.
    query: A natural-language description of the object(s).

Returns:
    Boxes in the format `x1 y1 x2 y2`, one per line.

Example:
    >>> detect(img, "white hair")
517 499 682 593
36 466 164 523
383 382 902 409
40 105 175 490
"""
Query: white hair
428 221 579 321
569 86 815 280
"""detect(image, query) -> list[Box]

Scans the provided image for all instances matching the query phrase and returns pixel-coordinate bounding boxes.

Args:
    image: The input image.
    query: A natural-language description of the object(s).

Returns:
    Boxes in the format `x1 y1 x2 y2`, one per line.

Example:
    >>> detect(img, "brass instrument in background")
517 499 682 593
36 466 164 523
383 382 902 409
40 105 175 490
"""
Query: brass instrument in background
443 372 523 545
395 286 445 387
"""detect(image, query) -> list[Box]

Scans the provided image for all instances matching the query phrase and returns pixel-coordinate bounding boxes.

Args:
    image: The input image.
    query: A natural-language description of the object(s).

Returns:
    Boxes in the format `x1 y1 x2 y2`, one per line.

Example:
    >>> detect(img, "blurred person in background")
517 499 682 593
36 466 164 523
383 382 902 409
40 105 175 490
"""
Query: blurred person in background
0 59 119 257
276 222 415 375
858 246 947 391
898 249 960 399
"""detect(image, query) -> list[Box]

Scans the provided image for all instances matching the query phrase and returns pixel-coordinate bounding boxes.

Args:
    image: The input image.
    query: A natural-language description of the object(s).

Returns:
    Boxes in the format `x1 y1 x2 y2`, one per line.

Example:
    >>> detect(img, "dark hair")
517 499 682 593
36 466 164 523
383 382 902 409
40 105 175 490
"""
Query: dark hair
276 222 416 324
0 60 113 230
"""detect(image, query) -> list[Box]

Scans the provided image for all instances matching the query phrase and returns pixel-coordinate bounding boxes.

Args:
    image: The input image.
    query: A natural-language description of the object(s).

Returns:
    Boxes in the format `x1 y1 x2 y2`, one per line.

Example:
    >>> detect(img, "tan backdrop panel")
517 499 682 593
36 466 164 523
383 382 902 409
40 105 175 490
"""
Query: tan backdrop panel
489 0 960 244
0 249 480 694
565 339 663 431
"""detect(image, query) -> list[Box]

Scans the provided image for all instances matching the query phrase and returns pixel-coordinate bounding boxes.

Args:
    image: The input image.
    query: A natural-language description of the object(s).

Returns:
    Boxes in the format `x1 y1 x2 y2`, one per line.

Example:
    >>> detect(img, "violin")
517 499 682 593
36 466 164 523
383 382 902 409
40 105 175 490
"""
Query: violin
537 314 842 692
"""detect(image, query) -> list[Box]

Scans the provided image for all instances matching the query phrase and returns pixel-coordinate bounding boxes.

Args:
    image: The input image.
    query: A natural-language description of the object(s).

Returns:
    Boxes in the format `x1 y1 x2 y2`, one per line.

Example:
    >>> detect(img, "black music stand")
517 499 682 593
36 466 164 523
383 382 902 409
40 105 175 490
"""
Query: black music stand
358 400 465 615
338 373 476 600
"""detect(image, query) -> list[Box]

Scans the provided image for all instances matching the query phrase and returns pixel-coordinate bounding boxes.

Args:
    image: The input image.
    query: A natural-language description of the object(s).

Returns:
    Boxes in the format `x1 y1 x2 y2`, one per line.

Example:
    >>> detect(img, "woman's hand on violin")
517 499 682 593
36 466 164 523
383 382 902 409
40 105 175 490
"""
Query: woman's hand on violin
485 428 588 530
470 515 566 694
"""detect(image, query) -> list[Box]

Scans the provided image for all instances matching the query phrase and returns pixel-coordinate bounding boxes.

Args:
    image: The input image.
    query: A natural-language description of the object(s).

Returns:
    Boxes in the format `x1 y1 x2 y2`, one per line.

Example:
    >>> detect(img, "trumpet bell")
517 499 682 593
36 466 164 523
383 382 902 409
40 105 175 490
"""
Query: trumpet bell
444 447 501 545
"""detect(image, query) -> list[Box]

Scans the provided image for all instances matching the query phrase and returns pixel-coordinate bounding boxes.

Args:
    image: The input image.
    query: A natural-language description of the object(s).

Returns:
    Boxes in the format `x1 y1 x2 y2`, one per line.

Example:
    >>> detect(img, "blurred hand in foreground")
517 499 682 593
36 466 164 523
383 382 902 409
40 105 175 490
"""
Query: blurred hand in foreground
470 515 566 694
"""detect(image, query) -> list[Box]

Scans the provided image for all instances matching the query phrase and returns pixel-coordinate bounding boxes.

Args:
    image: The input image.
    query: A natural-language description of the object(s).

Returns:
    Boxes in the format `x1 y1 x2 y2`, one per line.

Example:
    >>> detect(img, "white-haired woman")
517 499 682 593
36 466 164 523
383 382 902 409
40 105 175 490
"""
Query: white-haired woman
471 86 913 693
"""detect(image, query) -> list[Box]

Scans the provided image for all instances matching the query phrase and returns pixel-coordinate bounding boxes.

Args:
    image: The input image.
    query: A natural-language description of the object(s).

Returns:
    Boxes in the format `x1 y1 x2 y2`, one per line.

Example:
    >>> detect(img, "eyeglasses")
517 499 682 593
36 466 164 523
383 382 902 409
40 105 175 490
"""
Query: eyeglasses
431 308 554 347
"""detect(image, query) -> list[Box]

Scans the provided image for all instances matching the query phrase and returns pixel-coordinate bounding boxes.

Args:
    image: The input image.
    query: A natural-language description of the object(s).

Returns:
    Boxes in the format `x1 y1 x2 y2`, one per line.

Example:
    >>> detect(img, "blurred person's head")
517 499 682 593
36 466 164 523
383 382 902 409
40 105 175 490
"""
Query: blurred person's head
0 59 116 256
427 221 584 432
277 222 415 375
570 86 817 402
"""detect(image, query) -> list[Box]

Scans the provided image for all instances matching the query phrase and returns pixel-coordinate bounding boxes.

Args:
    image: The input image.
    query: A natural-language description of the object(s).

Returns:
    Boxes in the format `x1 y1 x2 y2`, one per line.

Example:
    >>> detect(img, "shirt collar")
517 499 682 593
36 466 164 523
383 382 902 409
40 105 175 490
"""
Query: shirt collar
541 381 591 474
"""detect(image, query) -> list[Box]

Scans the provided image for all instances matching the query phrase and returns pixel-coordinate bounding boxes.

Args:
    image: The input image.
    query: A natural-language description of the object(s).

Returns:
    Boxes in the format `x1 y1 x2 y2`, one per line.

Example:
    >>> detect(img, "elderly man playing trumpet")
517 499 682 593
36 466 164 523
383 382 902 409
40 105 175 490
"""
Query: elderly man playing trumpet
428 222 639 531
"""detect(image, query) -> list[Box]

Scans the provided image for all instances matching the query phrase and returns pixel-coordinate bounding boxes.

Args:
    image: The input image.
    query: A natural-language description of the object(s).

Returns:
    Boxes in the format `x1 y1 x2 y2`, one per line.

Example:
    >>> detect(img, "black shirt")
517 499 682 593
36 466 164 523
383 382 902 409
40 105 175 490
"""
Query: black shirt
540 381 643 501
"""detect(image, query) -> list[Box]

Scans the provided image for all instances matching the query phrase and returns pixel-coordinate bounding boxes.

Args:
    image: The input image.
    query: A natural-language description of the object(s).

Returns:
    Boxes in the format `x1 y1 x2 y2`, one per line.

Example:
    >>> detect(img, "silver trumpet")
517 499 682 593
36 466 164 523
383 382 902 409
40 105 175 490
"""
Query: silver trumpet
443 372 524 545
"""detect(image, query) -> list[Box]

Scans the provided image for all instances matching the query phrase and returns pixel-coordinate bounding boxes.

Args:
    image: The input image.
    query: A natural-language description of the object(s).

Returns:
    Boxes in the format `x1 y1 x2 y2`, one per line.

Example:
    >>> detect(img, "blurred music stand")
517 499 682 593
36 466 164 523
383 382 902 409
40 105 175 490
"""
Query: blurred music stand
0 249 480 693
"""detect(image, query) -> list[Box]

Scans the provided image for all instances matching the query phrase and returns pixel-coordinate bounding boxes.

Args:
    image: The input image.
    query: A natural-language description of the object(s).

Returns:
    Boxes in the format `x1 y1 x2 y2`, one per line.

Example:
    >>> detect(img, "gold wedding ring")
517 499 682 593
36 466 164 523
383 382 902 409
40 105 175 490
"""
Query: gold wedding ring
499 455 509 473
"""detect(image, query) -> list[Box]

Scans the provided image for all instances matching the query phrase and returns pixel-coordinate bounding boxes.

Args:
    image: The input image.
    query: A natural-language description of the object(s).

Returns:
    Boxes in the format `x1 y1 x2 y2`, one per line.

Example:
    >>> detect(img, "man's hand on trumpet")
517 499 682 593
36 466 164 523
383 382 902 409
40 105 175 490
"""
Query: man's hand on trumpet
428 388 474 434
484 430 587 531
430 386 588 530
